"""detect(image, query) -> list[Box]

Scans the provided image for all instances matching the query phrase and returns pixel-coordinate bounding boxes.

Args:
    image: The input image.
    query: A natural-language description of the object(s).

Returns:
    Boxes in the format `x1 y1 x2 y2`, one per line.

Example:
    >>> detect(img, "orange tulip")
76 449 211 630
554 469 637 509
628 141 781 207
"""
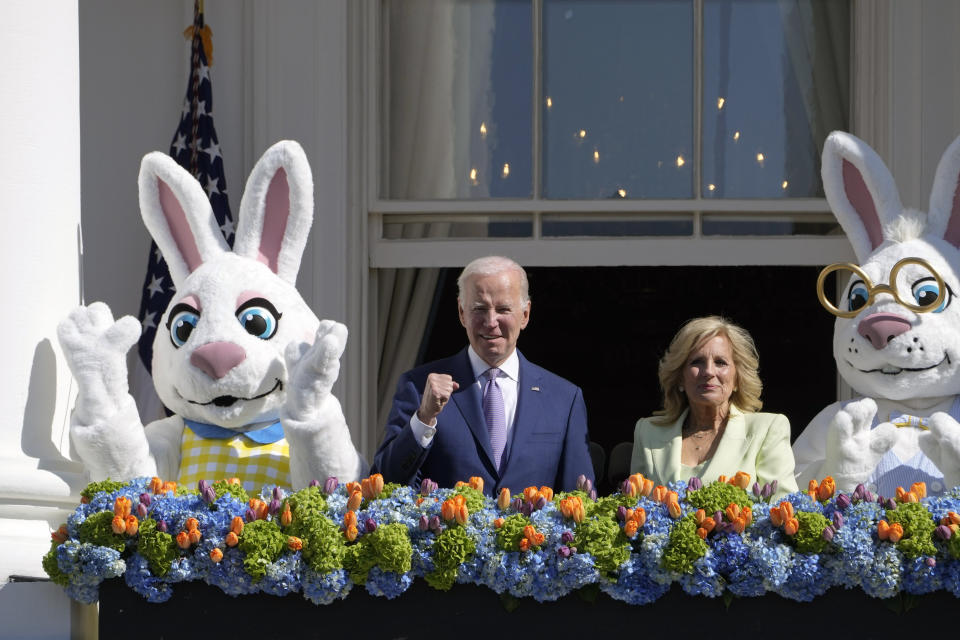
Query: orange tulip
111 515 125 535
770 507 783 527
946 512 960 526
640 477 654 497
347 490 363 512
114 496 132 518
361 478 375 501
230 516 244 535
370 473 384 496
287 536 303 551
694 509 706 525
624 520 639 537
469 477 485 493
225 531 239 547
887 522 904 543
345 481 362 496
226 477 241 485
632 507 646 528
667 498 682 519
742 506 753 526
696 527 708 540
209 548 224 563
523 525 538 543
176 531 191 549
493 518 504 529
416 497 425 506
817 477 836 501
534 532 545 546
732 471 751 490
498 488 511 510
539 486 554 501
717 475 727 484
949 523 960 535
783 517 799 536
344 510 358 529
149 477 164 494
188 529 202 545
700 516 716 533
280 505 293 527
877 520 890 540
652 485 668 504
441 499 457 522
51 525 69 544
518 538 531 552
162 481 177 495
455 504 469 526
807 479 819 500
911 482 927 499
731 516 747 534
345 525 358 542
778 501 794 522
573 502 586 524
125 515 139 536
453 494 466 507
725 503 741 522
185 518 199 532
523 486 539 503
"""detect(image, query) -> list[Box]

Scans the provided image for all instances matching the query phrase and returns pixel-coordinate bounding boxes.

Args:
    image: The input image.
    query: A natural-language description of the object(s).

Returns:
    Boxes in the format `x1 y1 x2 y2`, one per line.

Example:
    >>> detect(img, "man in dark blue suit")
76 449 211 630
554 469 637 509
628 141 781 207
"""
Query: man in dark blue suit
372 256 594 495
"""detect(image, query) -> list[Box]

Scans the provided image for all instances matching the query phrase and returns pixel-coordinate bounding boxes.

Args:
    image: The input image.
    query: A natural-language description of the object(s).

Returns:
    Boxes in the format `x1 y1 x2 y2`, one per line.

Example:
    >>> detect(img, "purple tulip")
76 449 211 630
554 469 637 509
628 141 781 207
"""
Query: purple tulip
323 477 338 495
420 478 438 496
589 488 598 501
418 515 429 531
157 519 168 533
821 525 835 542
862 489 873 503
535 496 548 511
269 499 281 516
620 479 632 495
198 479 211 495
926 557 937 568
616 506 628 522
139 493 152 506
309 478 321 488
576 474 587 490
557 546 572 558
687 477 702 492
511 497 523 512
833 511 844 529
835 494 851 510
761 483 774 499
936 524 953 541
428 515 442 532
752 482 761 497
769 480 778 495
365 518 378 533
561 531 575 544
714 510 724 524
520 501 533 517
137 503 148 519
885 498 898 510
202 486 217 505
244 508 257 522
273 487 285 501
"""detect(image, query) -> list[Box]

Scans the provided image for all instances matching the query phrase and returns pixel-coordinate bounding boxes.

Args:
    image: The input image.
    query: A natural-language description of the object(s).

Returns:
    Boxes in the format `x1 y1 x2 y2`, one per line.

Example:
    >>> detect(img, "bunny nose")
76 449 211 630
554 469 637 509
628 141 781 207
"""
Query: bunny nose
190 342 246 379
857 313 912 349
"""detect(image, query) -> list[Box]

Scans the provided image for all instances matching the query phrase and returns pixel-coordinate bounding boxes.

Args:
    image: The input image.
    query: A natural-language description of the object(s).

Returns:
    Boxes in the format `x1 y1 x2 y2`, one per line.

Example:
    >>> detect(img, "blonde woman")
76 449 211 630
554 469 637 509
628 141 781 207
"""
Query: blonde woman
630 316 798 496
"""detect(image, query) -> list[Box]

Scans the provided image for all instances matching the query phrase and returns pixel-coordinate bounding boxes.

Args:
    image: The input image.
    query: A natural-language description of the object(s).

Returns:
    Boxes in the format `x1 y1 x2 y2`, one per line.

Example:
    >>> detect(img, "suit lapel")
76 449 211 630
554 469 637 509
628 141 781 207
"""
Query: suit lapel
500 353 542 474
701 406 747 484
651 412 685 484
449 349 496 470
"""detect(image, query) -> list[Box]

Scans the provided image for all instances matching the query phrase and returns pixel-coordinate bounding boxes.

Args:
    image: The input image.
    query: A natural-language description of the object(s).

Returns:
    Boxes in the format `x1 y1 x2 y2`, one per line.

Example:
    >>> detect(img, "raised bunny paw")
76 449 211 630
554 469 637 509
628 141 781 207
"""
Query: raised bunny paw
283 320 348 420
918 413 960 490
823 397 898 492
57 302 141 425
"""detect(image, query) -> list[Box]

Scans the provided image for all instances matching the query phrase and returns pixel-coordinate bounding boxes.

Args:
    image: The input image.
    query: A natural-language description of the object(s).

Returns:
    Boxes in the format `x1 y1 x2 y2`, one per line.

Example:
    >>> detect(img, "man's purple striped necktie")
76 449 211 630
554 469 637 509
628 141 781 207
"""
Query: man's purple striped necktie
482 367 506 470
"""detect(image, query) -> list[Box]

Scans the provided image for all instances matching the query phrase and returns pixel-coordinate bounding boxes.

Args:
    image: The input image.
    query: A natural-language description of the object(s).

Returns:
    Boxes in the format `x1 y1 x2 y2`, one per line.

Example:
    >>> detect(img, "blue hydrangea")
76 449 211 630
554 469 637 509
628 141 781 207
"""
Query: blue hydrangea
365 568 413 599
302 568 351 604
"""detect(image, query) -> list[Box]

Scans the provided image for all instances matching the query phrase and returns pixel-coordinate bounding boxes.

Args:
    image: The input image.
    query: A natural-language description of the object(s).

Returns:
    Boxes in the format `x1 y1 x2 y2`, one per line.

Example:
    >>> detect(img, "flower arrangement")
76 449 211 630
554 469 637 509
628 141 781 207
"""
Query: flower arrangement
42 471 960 606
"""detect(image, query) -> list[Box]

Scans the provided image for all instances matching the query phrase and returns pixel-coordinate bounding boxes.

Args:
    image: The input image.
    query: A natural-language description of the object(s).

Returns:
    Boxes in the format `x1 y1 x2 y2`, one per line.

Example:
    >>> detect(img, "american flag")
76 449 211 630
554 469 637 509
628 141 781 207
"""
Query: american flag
132 5 234 420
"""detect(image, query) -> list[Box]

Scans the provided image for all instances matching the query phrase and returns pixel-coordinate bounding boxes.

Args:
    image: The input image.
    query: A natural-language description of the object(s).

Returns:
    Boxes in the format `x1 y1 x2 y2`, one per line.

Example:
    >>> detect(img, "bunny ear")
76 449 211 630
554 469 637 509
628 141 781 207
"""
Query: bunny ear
234 140 313 284
138 152 229 285
821 131 903 263
926 135 960 247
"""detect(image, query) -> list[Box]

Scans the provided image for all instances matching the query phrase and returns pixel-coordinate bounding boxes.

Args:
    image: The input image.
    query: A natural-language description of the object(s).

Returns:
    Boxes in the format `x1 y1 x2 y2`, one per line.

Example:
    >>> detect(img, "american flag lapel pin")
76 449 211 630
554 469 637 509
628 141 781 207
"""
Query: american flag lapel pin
531 386 540 392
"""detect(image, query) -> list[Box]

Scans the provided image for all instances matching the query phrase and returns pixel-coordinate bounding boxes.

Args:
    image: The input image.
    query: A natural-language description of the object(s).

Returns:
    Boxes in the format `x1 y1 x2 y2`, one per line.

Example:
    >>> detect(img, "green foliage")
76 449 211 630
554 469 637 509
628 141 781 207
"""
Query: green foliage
792 511 831 554
80 479 128 502
212 480 249 503
588 494 637 520
495 514 532 552
425 526 475 591
281 486 328 526
573 517 630 577
343 523 412 584
661 514 708 574
137 518 178 576
238 519 287 581
42 541 69 587
452 486 487 513
77 511 126 552
379 482 405 500
280 486 344 574
887 502 937 559
685 482 752 515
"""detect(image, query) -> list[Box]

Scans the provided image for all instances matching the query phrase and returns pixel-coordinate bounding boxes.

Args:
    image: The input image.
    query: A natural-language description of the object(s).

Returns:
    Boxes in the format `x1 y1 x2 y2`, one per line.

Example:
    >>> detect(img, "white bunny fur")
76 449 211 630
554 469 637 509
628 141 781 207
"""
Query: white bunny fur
793 131 960 494
58 140 367 487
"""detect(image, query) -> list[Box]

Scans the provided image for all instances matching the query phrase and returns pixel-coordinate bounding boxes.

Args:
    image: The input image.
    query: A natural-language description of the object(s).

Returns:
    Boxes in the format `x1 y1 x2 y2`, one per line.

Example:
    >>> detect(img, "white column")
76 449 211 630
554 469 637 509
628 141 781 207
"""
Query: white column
0 0 87 584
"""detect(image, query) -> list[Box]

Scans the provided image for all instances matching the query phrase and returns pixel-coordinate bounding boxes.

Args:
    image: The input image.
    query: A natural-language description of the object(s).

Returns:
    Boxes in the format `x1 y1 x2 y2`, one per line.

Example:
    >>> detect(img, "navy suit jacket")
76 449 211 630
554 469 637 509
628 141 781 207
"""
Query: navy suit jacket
371 348 594 495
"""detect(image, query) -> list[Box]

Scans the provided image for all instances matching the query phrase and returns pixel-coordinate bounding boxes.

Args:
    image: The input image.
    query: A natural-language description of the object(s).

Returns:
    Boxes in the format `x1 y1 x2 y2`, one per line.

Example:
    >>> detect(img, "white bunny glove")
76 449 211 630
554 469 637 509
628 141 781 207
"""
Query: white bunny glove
281 320 367 485
823 397 898 493
918 412 960 490
57 302 154 479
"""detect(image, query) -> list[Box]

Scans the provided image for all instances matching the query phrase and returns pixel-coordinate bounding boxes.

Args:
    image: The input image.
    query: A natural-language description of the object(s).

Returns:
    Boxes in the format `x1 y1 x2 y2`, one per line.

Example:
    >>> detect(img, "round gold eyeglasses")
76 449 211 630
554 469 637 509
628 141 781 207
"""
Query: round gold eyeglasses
817 257 947 318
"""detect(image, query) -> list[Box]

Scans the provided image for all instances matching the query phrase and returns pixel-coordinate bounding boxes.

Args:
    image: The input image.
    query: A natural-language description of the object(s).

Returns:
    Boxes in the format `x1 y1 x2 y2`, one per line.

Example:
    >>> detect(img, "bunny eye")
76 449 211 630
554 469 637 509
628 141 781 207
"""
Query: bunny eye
846 282 869 312
167 305 200 348
236 298 281 340
911 278 950 312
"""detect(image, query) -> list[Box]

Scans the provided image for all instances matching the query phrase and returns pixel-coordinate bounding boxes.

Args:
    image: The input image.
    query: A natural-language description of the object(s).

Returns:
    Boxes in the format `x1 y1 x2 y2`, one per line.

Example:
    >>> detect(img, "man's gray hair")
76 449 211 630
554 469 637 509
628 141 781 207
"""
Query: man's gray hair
457 256 530 303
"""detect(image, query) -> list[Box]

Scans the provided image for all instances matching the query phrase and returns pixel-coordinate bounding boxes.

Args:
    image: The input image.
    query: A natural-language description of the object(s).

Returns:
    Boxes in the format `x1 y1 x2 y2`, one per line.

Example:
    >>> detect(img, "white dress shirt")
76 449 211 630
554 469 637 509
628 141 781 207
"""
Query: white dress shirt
410 347 520 448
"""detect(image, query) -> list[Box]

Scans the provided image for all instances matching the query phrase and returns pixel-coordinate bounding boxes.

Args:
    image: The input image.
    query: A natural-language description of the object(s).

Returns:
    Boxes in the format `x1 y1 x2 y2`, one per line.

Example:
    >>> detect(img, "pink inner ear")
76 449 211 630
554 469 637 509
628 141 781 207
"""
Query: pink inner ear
158 179 203 273
944 179 960 247
259 168 290 274
842 159 884 251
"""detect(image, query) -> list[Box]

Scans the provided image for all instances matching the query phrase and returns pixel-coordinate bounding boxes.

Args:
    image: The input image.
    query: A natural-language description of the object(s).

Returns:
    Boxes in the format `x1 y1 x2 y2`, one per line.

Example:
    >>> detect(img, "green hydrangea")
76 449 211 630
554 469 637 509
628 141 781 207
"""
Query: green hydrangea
685 481 752 515
495 514 532 552
279 486 345 574
573 517 630 577
886 502 936 559
425 526 475 591
238 519 287 581
342 523 412 584
379 482 406 500
78 511 126 552
587 494 637 520
80 479 129 502
792 511 831 554
212 480 249 503
661 514 707 574
42 541 69 587
944 527 960 560
452 485 486 513
137 518 178 576
281 486 328 525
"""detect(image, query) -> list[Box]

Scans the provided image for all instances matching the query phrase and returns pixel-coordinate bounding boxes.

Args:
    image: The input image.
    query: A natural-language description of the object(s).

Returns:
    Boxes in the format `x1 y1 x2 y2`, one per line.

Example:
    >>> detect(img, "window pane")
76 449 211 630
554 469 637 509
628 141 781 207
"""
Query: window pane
384 0 533 199
542 214 693 236
702 0 850 198
382 216 534 239
543 0 694 199
701 214 841 236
